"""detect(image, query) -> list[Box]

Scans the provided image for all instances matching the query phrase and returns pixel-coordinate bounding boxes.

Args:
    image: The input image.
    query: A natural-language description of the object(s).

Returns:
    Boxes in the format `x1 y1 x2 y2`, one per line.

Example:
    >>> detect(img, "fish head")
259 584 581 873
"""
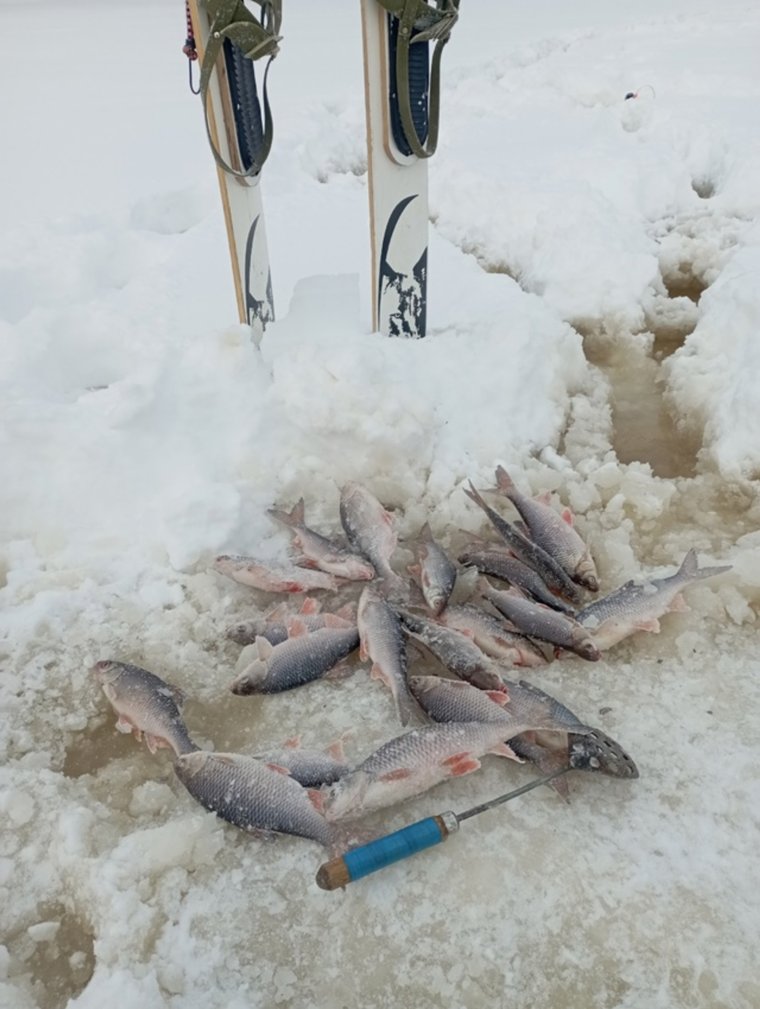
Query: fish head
570 629 601 662
322 771 371 822
229 658 268 695
568 730 639 778
91 660 123 685
213 554 244 577
174 749 214 783
575 554 599 593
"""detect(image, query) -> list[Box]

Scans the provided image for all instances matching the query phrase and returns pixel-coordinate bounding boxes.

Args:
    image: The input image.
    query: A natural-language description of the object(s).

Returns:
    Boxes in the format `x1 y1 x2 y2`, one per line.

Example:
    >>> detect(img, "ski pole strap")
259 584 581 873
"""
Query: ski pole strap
199 0 282 177
377 0 459 159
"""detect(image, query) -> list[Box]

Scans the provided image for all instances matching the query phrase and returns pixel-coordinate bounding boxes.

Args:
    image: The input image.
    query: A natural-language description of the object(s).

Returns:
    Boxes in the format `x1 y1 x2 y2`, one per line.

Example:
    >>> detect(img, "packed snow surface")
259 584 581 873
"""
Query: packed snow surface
1 2 759 1008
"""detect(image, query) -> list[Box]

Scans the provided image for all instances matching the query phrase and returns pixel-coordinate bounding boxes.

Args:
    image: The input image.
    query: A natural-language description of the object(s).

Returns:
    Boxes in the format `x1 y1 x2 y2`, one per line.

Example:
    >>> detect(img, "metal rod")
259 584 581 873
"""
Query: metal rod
455 766 572 822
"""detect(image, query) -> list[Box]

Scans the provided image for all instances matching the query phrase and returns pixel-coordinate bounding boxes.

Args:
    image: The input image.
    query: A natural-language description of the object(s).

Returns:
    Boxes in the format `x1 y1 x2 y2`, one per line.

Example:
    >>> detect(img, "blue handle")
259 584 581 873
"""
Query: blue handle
343 816 447 882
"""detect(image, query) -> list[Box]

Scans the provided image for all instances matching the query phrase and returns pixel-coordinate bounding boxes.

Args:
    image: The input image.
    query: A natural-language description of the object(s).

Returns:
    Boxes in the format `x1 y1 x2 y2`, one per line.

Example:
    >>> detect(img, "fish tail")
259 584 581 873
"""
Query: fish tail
395 687 423 727
463 481 488 512
267 497 306 529
494 465 517 497
680 548 732 582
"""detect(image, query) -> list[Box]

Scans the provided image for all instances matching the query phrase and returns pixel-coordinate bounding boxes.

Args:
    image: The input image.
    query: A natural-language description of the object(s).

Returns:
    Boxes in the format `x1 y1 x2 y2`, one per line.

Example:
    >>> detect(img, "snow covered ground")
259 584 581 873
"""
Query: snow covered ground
1 2 759 1007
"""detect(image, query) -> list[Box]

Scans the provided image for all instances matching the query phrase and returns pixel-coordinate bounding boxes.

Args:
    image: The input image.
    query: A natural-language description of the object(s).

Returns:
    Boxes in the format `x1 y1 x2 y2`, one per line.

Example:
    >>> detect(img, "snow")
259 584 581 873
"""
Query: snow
2 1 760 1008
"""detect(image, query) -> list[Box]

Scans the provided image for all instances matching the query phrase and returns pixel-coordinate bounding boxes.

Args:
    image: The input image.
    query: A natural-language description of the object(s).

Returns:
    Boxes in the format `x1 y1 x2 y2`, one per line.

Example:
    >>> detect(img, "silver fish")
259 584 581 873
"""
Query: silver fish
213 554 338 593
480 580 600 661
437 603 548 667
410 676 637 796
408 676 519 725
339 482 405 593
502 679 638 782
226 601 355 646
229 625 360 694
397 608 507 690
322 722 525 822
268 498 376 580
93 660 197 756
407 522 457 616
174 751 334 847
458 546 576 615
357 586 419 726
250 736 351 788
577 548 732 650
463 481 584 604
494 466 599 592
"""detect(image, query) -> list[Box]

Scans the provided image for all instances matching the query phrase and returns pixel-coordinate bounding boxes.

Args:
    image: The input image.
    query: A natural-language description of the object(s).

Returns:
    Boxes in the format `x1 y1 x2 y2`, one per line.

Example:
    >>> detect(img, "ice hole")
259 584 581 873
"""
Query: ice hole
6 901 95 1009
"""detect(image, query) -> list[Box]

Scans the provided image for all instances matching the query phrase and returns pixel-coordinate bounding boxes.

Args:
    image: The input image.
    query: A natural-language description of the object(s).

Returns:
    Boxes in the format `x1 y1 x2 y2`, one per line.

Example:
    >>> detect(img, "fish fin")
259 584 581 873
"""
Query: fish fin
561 508 574 526
486 689 511 706
378 768 413 782
406 562 422 579
534 492 552 506
292 552 319 570
168 684 187 708
463 481 488 510
282 735 301 749
326 737 346 762
443 753 481 777
419 521 435 542
254 636 275 660
494 465 515 494
286 617 309 638
679 548 698 577
635 617 661 633
669 594 689 613
488 742 520 761
115 714 134 735
359 637 369 662
334 602 357 621
265 602 290 624
307 788 325 813
144 733 160 754
267 498 305 529
299 597 320 615
324 660 356 681
265 763 292 776
322 613 353 629
396 690 421 728
369 663 390 686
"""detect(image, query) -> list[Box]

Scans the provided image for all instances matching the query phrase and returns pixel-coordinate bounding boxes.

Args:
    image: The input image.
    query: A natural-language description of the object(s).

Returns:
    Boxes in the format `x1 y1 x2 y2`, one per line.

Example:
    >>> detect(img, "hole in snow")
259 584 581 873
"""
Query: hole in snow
691 177 716 200
5 901 95 1009
63 715 142 778
580 325 701 479
661 265 708 304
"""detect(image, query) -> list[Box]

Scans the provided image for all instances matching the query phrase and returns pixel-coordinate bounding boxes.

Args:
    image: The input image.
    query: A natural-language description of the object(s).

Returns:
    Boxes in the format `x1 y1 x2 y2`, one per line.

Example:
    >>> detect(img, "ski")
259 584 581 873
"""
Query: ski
360 0 459 338
185 0 281 339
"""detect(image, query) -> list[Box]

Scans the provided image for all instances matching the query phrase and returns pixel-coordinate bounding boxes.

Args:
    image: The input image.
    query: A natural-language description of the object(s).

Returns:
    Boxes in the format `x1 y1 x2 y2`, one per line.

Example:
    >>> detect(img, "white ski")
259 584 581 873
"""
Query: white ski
360 0 459 338
187 0 276 339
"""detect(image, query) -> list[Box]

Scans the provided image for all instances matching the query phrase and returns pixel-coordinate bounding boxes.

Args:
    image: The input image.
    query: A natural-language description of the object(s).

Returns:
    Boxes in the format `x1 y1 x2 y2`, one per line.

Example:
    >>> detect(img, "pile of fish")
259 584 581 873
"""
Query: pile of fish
92 470 732 860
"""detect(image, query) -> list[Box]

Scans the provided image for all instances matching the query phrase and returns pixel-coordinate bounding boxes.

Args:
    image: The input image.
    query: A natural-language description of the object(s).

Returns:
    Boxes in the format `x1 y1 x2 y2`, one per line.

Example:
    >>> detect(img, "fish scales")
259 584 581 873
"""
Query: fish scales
358 586 419 725
459 547 576 615
214 554 338 593
174 751 334 847
322 722 527 822
463 481 584 604
577 548 732 650
493 466 599 592
409 522 457 616
93 660 197 756
480 581 600 661
438 603 548 667
268 498 375 580
339 482 404 592
230 625 360 694
398 608 507 690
